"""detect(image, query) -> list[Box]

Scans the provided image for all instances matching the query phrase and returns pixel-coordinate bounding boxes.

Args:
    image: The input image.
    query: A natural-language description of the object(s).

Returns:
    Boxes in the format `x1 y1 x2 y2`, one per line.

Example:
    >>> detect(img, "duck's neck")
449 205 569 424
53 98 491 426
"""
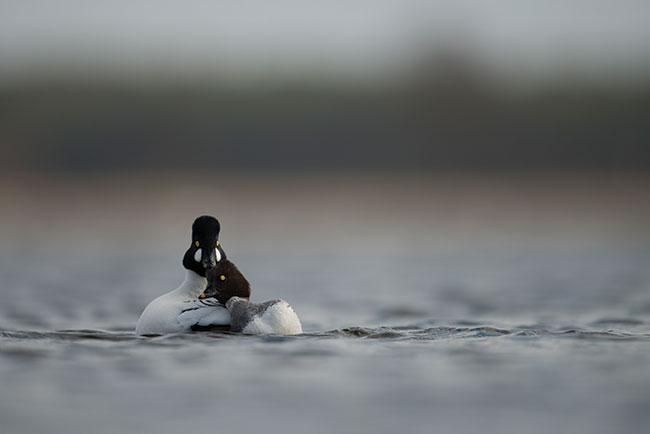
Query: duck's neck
173 269 207 299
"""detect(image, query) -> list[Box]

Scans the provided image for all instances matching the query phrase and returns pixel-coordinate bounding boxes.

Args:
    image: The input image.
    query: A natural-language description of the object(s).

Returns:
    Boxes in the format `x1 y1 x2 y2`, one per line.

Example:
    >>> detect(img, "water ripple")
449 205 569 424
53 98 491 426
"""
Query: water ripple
3 324 647 345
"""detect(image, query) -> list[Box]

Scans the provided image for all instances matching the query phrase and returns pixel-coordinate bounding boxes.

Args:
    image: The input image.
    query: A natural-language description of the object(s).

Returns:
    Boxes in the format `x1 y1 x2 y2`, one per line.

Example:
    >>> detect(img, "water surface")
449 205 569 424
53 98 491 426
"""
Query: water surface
1 172 650 434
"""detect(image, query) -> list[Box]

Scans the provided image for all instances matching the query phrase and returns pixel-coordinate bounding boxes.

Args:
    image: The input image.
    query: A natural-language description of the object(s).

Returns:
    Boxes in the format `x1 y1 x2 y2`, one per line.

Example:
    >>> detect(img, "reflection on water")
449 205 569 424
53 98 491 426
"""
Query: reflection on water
1 172 650 434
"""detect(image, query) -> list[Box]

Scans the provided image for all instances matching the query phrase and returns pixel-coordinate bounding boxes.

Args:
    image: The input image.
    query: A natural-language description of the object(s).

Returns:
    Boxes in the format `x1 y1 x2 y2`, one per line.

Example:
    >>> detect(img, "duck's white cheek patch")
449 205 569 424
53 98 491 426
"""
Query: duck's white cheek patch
215 248 222 262
194 248 202 262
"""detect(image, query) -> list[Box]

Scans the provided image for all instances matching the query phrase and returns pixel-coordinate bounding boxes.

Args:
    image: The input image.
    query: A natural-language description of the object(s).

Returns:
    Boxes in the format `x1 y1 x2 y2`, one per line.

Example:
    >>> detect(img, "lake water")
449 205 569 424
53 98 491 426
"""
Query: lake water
1 172 649 434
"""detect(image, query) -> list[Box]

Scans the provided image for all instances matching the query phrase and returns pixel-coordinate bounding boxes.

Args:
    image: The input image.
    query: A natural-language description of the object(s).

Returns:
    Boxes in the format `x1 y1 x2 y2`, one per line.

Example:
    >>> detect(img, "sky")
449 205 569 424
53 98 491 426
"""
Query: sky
1 0 650 84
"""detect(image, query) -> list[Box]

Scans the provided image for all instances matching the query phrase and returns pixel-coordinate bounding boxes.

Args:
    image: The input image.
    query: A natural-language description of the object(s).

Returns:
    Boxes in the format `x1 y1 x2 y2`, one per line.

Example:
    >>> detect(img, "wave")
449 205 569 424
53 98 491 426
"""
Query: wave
2 324 649 343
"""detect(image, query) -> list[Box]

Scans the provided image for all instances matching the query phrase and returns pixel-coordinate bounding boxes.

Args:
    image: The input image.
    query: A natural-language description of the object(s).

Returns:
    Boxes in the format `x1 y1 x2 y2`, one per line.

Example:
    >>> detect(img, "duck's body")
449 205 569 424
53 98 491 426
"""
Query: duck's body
135 216 229 336
200 260 303 335
226 296 302 335
135 270 230 335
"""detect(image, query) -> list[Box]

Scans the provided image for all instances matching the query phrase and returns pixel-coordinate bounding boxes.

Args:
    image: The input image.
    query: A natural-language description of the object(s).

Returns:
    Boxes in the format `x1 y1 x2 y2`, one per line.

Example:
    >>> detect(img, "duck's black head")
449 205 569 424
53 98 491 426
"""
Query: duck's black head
182 215 227 277
199 259 251 304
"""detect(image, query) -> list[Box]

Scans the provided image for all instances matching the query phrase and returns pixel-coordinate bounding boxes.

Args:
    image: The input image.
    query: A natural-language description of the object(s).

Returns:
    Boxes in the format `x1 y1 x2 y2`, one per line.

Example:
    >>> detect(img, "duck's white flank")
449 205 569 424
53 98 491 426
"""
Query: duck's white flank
226 296 303 335
135 270 230 335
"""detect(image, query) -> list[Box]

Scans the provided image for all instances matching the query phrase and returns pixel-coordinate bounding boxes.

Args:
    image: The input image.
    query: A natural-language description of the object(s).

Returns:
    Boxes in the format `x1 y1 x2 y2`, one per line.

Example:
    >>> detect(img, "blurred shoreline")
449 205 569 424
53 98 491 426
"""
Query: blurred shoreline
2 77 649 172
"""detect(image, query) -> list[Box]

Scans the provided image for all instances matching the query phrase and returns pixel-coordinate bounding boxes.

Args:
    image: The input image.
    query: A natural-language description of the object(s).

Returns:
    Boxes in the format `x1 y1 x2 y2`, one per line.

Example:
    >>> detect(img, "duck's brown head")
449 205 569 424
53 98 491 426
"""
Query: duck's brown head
199 259 251 305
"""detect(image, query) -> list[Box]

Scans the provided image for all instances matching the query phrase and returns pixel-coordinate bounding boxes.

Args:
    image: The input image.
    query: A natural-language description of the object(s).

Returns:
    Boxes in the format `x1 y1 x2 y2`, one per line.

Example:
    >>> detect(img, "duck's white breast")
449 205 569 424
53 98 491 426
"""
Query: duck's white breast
135 270 231 335
135 293 185 335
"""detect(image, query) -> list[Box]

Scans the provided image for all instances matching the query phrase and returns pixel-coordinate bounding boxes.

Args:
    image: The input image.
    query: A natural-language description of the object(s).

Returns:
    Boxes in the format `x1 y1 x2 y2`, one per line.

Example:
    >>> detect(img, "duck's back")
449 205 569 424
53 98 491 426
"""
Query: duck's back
229 298 302 335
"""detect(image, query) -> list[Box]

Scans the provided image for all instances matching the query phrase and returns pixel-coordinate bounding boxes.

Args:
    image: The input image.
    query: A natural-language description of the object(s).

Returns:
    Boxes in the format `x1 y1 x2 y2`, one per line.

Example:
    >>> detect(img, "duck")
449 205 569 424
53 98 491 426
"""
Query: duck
135 216 230 335
199 259 303 335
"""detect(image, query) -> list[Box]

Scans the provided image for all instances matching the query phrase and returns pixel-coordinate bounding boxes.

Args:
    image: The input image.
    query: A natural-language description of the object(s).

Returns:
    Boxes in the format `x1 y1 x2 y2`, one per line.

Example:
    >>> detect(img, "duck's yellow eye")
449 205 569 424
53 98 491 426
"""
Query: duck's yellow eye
195 241 200 247
220 275 226 281
216 241 219 247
